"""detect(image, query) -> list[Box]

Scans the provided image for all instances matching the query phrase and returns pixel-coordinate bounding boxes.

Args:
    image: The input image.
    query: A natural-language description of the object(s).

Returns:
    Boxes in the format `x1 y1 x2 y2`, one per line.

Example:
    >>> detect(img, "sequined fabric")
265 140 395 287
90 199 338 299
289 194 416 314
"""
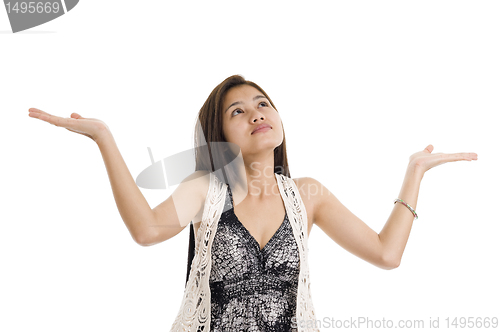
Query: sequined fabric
209 184 300 332
170 172 319 332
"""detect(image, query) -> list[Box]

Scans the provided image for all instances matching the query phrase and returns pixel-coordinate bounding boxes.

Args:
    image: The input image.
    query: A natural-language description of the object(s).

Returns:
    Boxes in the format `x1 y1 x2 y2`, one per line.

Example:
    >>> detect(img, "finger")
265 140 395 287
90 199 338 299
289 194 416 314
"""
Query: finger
29 108 52 116
71 113 85 119
424 144 434 153
29 108 79 124
28 108 44 118
462 152 478 160
28 108 64 125
28 108 55 122
29 110 72 128
444 152 478 162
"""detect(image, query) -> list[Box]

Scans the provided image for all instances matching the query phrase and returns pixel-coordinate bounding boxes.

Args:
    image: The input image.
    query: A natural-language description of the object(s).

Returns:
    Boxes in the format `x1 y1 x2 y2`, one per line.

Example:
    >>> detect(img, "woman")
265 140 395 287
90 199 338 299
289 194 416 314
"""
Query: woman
28 74 478 331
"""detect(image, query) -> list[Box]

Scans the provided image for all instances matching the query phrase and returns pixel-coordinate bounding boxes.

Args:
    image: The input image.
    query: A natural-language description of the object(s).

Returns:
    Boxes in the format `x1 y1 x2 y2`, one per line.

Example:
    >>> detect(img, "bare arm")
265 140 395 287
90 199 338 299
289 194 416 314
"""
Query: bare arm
28 108 208 246
96 130 210 246
311 164 422 270
379 145 477 266
95 130 158 245
306 145 477 270
148 170 210 246
309 167 421 270
303 177 390 270
377 165 421 268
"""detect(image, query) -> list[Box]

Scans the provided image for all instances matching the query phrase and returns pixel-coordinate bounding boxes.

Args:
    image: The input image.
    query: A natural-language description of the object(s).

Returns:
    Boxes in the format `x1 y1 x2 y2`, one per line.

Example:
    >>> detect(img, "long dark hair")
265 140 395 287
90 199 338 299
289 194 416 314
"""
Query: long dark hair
185 74 291 285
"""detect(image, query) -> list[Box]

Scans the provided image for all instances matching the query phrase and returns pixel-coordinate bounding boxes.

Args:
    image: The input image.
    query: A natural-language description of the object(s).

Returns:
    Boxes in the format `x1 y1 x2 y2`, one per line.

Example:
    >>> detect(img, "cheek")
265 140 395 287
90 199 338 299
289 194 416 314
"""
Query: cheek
223 122 242 143
272 115 283 131
273 118 284 140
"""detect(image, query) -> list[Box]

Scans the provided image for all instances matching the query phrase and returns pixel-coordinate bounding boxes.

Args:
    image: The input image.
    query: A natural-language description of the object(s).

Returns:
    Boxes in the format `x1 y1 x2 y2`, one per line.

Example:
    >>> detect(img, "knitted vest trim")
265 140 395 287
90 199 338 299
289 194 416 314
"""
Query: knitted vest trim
169 172 319 331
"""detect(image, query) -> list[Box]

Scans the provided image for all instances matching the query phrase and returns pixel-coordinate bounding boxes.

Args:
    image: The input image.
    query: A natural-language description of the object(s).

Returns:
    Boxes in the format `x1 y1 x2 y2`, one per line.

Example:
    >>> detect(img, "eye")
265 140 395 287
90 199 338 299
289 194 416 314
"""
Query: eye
230 101 269 117
231 109 243 117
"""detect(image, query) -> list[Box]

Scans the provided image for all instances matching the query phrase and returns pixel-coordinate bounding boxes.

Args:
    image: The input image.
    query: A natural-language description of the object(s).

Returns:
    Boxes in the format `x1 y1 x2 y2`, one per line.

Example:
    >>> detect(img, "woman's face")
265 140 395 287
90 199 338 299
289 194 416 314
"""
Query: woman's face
222 84 284 157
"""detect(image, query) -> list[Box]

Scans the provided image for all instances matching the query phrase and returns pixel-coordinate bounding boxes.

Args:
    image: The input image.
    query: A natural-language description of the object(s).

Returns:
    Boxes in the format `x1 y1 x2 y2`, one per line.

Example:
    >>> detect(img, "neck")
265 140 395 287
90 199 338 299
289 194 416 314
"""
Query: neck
244 150 279 200
229 149 280 205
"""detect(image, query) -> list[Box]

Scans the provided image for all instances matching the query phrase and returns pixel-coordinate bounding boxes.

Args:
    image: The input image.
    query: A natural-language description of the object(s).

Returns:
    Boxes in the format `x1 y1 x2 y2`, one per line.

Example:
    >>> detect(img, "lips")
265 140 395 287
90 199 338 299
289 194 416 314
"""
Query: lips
251 123 272 134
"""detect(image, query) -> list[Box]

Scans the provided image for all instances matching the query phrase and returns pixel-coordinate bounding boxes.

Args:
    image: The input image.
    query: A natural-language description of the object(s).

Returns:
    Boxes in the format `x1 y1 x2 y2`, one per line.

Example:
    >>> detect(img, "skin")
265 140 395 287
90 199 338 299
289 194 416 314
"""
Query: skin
28 88 478 269
194 84 479 269
215 85 289 252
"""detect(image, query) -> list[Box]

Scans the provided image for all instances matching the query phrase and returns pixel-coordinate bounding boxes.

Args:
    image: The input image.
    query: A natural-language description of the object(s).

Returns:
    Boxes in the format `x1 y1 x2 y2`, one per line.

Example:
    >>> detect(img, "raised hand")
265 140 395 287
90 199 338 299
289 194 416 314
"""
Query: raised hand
409 144 478 176
28 108 109 143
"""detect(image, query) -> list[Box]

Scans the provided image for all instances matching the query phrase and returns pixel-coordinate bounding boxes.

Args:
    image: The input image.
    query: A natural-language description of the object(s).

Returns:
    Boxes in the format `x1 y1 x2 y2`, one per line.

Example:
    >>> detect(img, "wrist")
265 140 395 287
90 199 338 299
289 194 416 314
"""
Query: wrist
94 125 112 146
406 162 424 182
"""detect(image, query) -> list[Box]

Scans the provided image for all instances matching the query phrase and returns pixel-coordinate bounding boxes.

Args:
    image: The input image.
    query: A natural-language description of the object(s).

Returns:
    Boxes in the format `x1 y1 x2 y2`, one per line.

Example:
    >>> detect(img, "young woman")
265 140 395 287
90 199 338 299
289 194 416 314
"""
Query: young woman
28 75 478 331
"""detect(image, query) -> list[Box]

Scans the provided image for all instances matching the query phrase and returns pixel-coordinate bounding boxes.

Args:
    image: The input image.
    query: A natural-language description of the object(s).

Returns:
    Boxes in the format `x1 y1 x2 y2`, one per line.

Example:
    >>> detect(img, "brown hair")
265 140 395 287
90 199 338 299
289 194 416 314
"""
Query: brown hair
186 74 291 285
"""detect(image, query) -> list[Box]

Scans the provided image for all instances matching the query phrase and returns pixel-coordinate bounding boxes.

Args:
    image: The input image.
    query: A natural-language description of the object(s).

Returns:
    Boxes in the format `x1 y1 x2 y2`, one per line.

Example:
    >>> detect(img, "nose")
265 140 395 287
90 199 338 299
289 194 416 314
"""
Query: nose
250 109 265 123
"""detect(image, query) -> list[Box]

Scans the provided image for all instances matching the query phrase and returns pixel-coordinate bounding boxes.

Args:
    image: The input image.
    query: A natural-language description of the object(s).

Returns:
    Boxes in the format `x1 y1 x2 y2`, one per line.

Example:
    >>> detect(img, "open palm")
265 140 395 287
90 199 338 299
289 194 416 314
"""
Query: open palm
28 108 108 142
409 144 478 175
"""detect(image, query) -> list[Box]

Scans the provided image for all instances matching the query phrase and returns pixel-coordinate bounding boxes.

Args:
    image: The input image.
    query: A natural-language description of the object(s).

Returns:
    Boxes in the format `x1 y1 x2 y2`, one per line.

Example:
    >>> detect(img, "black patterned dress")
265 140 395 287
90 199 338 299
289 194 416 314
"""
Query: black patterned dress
209 184 300 331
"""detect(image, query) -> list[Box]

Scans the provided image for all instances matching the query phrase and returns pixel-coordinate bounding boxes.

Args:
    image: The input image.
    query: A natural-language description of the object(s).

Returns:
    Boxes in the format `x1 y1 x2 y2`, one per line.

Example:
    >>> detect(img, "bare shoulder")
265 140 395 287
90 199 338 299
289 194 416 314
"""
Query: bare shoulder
291 176 326 201
182 170 211 198
148 170 212 245
291 177 312 196
291 177 328 228
292 177 322 228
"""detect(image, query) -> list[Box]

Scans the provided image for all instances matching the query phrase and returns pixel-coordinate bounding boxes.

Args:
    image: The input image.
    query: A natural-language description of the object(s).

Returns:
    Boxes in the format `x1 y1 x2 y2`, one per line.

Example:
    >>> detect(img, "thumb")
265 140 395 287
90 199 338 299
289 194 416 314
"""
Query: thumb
424 144 434 153
70 113 84 119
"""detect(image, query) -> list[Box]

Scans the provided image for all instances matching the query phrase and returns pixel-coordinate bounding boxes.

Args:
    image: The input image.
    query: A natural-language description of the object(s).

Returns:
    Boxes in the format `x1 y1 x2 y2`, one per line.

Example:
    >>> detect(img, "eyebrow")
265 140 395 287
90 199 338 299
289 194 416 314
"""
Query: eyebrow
224 95 268 114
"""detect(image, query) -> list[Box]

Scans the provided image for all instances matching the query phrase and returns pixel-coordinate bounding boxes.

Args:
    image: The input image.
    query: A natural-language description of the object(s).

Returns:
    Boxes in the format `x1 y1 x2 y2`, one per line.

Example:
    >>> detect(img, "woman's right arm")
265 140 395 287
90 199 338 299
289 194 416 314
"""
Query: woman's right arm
29 108 208 246
96 131 210 246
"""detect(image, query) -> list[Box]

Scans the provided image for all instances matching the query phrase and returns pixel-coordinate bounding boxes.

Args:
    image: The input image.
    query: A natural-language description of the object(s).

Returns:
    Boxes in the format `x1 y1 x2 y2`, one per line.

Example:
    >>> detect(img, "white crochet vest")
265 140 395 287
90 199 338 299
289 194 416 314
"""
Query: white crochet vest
170 172 319 331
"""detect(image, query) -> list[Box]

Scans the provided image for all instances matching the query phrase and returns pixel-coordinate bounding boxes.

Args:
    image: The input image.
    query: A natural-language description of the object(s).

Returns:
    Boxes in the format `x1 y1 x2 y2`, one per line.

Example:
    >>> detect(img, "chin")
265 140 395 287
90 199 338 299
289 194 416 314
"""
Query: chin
244 141 280 154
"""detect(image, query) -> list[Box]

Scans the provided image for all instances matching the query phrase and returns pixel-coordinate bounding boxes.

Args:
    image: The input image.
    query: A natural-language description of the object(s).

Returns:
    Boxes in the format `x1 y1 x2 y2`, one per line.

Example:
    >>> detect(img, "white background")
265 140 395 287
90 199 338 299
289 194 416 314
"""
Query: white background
1 1 498 331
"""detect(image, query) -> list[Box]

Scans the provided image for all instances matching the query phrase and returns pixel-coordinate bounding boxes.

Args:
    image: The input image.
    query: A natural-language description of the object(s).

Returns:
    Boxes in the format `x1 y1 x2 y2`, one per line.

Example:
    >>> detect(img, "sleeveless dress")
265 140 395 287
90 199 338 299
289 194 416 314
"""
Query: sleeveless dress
209 184 300 331
170 172 319 332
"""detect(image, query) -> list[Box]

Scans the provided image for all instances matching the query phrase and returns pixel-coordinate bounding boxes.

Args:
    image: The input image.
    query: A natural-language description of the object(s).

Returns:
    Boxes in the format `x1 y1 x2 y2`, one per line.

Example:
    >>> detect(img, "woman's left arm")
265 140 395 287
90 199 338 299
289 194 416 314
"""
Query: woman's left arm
379 144 477 267
307 144 477 270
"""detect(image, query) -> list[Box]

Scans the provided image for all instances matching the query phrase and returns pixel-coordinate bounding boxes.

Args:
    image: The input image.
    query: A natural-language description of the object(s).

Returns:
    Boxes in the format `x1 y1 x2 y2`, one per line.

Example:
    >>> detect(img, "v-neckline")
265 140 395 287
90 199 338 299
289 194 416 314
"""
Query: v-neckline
227 180 287 253
233 209 287 253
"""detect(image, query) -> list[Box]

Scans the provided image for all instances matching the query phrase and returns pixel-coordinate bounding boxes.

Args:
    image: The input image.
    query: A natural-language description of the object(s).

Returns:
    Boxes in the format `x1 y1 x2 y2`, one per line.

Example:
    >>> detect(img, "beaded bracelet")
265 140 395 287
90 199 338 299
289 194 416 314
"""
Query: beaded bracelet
394 198 418 220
